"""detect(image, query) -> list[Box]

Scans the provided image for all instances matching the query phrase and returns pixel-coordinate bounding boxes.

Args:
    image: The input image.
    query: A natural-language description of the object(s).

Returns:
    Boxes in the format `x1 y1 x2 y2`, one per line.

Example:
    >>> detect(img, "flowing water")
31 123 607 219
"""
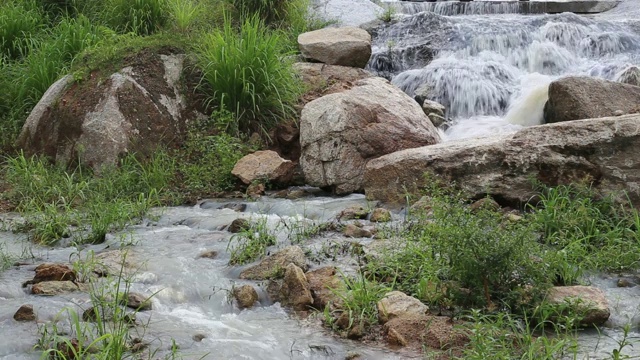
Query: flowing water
371 0 640 140
0 195 407 360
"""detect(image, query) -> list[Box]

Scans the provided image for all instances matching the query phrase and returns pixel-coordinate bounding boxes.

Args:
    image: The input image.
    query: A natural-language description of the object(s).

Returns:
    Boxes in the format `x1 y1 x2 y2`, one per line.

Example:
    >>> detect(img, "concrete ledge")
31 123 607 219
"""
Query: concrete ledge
390 1 620 15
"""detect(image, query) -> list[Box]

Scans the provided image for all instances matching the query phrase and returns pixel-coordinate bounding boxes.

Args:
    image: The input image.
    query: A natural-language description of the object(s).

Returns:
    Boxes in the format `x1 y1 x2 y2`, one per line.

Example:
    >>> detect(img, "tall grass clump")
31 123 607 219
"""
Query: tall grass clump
0 1 44 59
197 16 301 134
103 0 168 35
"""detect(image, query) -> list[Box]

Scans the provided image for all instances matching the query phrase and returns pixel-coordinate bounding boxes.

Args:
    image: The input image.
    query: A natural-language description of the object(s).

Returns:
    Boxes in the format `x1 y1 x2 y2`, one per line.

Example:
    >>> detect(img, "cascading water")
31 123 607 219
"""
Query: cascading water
367 5 640 140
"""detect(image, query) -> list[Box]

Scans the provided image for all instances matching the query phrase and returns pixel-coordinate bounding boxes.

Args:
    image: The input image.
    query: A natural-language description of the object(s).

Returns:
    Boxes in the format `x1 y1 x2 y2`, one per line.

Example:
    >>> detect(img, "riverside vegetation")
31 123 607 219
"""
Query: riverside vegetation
1 0 640 359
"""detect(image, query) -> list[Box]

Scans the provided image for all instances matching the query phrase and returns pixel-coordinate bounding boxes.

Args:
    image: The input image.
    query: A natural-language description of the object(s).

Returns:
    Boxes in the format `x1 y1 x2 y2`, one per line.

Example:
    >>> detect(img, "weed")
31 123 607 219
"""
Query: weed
227 217 277 265
329 273 389 331
196 15 302 134
103 0 168 35
0 1 44 60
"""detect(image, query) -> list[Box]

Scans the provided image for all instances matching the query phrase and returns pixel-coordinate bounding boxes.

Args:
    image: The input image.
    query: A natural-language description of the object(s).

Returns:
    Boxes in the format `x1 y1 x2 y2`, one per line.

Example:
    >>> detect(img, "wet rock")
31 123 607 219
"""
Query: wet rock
343 224 372 238
413 83 434 106
246 182 265 198
227 218 250 233
192 333 206 342
428 113 447 128
377 291 428 324
338 206 369 221
126 292 152 311
370 208 391 223
617 278 635 288
544 76 640 123
422 99 445 118
298 27 372 68
197 250 218 259
215 203 247 212
231 150 295 185
383 314 468 349
306 267 342 310
365 114 640 206
300 77 440 194
30 263 76 284
279 263 314 311
616 65 640 87
233 285 259 309
32 281 79 296
94 250 141 277
13 304 36 322
240 246 308 280
344 352 363 360
83 306 136 323
293 63 372 92
546 286 610 326
469 197 500 212
17 53 203 171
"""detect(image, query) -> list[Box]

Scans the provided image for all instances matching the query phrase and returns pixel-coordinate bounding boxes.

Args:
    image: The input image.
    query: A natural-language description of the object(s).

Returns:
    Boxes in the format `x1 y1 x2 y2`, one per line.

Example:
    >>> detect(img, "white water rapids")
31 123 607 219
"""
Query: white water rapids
370 1 640 140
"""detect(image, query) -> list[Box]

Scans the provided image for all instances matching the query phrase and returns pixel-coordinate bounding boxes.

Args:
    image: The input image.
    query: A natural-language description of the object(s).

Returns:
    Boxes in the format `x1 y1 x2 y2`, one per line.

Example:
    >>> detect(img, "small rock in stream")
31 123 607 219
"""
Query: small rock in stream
31 281 79 296
227 218 250 233
127 292 152 311
617 278 635 287
233 285 259 309
343 224 372 238
197 250 218 259
13 304 36 321
370 208 391 222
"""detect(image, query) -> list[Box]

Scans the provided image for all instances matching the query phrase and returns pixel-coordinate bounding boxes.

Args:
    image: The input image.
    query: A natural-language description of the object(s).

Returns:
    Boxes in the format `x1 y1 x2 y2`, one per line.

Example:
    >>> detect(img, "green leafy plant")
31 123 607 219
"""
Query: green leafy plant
197 15 301 134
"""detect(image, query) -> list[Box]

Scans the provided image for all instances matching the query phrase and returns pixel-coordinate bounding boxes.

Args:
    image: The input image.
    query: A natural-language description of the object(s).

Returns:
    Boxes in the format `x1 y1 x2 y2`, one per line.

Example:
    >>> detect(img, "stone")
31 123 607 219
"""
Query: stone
17 52 204 171
343 224 372 238
469 197 500 212
546 286 610 326
428 113 447 128
233 285 259 309
13 304 36 321
365 114 640 206
377 291 428 324
544 76 640 124
616 65 640 87
246 182 265 198
32 281 79 295
31 263 76 284
306 267 343 310
227 218 250 233
239 246 307 280
197 250 218 259
617 278 635 288
383 314 468 350
422 99 446 118
279 264 314 310
293 63 372 92
338 206 369 221
94 250 141 277
126 292 152 311
301 77 440 194
298 27 372 68
370 208 392 222
231 150 295 185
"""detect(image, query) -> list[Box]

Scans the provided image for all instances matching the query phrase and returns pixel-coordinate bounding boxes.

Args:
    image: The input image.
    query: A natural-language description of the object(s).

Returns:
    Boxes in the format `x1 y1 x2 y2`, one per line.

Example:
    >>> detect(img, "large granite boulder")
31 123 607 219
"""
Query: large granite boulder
544 76 640 123
17 50 204 171
301 77 441 194
298 27 372 68
364 114 640 206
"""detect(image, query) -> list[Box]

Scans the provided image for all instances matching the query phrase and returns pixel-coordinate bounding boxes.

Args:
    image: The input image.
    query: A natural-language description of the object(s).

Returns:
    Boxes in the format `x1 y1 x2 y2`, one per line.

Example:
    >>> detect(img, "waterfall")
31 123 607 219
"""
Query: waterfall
368 10 640 140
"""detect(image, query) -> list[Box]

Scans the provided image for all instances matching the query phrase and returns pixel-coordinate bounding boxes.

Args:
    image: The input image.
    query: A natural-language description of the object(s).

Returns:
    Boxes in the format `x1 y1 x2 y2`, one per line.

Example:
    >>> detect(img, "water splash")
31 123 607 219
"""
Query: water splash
369 11 640 140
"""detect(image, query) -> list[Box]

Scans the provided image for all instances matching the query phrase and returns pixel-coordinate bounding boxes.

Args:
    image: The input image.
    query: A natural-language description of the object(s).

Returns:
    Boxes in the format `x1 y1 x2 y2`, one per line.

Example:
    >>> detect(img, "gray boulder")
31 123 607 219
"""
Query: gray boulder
17 52 204 171
365 114 640 206
300 77 441 194
544 76 640 123
298 27 372 68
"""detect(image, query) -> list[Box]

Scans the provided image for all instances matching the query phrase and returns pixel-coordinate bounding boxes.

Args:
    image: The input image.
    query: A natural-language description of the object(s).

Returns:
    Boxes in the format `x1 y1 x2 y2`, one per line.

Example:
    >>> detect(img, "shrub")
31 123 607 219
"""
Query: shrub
197 16 301 134
228 0 290 26
103 0 168 35
0 1 44 59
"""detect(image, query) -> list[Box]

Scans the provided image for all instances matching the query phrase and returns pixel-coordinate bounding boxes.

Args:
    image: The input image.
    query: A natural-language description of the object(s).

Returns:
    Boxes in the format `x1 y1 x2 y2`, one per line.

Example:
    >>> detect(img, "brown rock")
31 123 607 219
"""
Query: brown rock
546 286 610 326
279 264 313 310
306 267 342 310
300 77 440 194
469 197 500 212
377 291 428 324
370 208 391 222
233 285 259 309
544 76 640 124
294 63 372 92
126 292 152 311
239 246 307 280
246 182 265 198
197 250 218 259
228 218 250 233
231 150 295 185
13 304 36 322
343 224 372 238
298 27 372 68
365 114 640 206
32 263 76 284
384 314 468 350
338 206 369 221
32 281 79 296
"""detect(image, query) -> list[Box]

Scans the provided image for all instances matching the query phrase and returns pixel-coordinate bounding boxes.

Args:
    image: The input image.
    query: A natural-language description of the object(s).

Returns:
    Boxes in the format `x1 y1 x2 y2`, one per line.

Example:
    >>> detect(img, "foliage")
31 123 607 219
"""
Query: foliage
0 1 44 60
196 15 301 134
329 274 389 332
103 0 168 35
227 217 277 265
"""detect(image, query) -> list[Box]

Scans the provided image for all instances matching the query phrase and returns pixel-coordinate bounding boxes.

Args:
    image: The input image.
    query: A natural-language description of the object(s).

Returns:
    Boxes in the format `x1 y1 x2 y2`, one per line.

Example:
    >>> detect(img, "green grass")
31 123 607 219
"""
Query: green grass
196 15 302 135
227 217 277 265
103 0 168 35
0 1 44 60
